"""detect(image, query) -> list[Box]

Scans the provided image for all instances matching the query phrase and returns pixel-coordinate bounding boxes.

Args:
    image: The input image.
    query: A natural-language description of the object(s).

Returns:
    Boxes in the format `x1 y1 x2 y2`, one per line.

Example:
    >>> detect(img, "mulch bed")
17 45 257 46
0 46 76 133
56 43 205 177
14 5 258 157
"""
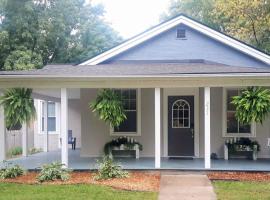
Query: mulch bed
208 172 270 182
0 171 160 192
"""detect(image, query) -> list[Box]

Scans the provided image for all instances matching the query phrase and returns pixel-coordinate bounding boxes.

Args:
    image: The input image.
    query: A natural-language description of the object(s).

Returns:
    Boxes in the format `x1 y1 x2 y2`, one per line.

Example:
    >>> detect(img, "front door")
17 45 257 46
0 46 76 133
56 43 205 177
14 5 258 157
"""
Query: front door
168 96 194 157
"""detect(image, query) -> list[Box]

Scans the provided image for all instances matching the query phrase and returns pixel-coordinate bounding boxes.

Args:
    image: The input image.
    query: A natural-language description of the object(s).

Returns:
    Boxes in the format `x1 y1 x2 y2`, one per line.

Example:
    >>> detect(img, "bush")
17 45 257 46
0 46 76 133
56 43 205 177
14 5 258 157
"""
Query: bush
37 162 71 182
29 147 42 155
0 162 25 179
94 156 129 180
8 146 22 157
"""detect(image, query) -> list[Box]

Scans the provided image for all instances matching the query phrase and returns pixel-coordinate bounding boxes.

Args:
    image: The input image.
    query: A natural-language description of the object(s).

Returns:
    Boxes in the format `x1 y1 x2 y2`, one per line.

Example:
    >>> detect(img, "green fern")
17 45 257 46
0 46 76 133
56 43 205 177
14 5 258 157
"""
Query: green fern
0 88 36 130
89 89 126 128
231 87 270 124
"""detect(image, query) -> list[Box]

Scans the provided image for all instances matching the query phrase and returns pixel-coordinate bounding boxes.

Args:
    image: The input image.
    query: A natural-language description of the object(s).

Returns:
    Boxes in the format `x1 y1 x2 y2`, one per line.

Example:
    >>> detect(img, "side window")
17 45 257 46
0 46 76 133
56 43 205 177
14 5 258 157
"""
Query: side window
40 101 57 133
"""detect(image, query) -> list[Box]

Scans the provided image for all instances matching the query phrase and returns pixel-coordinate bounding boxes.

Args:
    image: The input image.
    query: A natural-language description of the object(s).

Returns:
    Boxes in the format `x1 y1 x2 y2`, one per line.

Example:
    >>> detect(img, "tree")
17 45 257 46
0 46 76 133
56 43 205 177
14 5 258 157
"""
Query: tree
0 0 121 70
0 88 36 130
231 87 270 125
161 0 220 30
89 89 127 128
163 0 270 54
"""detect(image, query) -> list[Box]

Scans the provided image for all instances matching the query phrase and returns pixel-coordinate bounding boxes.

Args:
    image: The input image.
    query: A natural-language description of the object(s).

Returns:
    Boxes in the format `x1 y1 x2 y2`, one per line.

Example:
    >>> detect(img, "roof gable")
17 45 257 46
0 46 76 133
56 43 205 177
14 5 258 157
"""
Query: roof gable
79 15 270 66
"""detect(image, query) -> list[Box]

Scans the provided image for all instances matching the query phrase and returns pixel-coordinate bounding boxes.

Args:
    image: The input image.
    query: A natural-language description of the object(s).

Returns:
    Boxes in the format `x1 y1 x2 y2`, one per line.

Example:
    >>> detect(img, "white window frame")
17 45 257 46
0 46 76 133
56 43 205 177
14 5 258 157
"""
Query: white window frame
222 87 256 138
171 99 190 128
110 89 141 136
37 100 60 135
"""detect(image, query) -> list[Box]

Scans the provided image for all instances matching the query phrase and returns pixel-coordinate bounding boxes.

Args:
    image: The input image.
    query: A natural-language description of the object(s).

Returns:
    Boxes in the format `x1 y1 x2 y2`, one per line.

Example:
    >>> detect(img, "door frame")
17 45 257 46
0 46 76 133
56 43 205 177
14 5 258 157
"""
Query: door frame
163 88 200 158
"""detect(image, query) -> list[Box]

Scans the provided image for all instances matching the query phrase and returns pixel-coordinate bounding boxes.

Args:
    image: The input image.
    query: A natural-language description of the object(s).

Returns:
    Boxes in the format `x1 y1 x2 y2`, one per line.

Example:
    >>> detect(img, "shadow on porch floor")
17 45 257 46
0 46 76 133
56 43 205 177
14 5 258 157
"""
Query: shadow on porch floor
2 149 270 171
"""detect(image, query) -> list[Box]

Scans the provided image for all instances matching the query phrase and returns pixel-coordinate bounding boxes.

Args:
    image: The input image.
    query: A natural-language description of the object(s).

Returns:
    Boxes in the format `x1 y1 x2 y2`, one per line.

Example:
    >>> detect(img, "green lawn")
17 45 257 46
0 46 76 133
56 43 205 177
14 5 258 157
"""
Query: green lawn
0 183 158 200
213 181 270 200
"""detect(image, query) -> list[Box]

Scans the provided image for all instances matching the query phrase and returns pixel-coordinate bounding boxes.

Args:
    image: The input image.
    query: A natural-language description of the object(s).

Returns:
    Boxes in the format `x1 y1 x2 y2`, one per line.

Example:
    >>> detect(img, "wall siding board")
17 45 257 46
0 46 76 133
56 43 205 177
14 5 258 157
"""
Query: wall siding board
104 25 269 68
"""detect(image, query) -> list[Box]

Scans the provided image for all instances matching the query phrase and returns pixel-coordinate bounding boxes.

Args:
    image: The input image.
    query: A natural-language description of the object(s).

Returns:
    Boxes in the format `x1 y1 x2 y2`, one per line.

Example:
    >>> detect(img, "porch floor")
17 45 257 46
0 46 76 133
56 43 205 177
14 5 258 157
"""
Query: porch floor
3 149 270 171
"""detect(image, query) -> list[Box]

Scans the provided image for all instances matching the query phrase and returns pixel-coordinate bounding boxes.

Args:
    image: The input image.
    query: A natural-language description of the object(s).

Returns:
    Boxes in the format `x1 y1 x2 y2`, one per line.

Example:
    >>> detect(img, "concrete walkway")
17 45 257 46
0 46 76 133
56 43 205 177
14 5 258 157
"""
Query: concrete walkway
159 173 216 200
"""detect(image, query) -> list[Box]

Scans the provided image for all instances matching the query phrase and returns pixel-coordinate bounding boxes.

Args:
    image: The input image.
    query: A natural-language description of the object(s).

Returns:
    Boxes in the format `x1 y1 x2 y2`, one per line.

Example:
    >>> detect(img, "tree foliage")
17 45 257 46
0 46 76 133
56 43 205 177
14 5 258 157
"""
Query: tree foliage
0 0 121 70
231 87 270 125
0 88 36 130
89 89 127 128
163 0 270 54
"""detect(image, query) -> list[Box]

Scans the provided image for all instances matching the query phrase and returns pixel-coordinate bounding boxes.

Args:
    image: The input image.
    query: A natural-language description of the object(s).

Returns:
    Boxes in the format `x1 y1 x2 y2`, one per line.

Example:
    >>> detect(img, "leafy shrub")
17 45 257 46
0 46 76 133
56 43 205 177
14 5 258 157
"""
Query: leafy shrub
94 156 129 180
0 162 25 179
29 147 42 155
8 146 22 157
37 162 71 182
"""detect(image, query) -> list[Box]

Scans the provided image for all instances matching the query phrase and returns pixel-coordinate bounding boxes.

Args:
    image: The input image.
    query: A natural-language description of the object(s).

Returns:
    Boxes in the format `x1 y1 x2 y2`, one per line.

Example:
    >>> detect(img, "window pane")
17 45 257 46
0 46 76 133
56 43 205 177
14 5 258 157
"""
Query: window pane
227 112 238 133
184 119 189 127
239 123 251 133
114 111 137 132
48 117 56 132
227 90 238 111
130 99 136 110
48 102 55 117
42 117 44 132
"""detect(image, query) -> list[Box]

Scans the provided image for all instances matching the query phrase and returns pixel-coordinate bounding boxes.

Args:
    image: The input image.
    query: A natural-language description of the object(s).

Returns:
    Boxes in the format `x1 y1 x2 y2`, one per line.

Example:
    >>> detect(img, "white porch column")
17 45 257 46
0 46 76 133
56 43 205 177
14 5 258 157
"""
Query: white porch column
204 87 211 169
0 97 6 161
43 101 48 152
22 123 28 157
61 88 68 167
155 88 161 168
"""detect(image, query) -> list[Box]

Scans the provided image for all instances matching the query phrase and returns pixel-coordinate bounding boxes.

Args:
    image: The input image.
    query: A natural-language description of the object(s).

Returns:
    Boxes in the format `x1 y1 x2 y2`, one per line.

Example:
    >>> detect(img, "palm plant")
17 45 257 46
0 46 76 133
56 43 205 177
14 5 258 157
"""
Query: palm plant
89 89 126 128
0 88 36 130
231 87 270 124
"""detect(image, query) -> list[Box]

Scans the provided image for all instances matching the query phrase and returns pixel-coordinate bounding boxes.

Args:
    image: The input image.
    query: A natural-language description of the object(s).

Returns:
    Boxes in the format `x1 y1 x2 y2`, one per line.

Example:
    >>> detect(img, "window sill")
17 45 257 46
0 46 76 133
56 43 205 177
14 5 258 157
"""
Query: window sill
223 133 256 138
38 131 60 135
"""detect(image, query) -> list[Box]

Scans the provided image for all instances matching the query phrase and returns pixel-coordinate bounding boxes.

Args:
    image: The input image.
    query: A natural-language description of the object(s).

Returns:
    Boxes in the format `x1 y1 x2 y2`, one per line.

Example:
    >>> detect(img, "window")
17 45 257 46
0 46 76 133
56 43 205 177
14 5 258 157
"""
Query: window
47 102 56 132
223 88 255 137
176 29 186 39
111 89 141 135
40 101 58 133
172 99 190 128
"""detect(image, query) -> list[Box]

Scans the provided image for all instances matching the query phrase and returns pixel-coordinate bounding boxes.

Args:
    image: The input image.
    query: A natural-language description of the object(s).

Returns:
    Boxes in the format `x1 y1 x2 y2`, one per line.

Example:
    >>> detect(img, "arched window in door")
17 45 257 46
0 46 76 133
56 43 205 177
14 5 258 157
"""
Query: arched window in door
172 99 190 128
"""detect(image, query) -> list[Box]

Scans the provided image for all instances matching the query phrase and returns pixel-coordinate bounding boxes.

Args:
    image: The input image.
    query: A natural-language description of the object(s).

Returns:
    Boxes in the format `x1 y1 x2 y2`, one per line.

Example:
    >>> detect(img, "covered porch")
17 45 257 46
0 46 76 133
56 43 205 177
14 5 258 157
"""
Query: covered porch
4 149 270 171
1 64 270 171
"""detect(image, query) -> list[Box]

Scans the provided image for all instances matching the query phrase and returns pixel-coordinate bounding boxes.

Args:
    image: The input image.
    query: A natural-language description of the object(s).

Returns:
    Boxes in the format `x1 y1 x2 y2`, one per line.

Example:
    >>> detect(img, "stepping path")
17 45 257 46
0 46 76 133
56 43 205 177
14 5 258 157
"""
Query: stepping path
159 172 216 200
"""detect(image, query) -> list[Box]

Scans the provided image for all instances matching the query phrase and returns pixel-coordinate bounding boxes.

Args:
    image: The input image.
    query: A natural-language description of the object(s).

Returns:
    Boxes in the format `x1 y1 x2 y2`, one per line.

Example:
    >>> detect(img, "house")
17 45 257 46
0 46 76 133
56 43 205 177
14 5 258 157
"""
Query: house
1 14 270 170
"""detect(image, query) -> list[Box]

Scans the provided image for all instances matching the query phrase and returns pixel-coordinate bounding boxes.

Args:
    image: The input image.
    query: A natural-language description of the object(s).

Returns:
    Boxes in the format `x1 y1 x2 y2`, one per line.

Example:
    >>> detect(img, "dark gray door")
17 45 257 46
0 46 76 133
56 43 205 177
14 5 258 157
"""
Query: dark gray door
168 96 194 157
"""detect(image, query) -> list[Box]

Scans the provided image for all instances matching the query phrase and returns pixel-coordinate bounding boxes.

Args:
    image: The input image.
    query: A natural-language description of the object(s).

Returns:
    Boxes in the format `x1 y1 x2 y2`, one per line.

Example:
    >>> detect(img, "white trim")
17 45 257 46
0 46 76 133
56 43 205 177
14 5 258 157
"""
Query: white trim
204 87 211 169
37 100 60 135
222 87 256 138
80 15 270 65
61 88 68 167
155 88 161 168
163 88 200 158
110 89 141 136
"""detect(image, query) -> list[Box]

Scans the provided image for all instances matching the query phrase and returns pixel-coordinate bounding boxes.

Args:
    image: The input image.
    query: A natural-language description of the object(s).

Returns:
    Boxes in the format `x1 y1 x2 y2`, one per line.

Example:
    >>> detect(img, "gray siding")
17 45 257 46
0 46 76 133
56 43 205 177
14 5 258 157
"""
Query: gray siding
105 25 269 68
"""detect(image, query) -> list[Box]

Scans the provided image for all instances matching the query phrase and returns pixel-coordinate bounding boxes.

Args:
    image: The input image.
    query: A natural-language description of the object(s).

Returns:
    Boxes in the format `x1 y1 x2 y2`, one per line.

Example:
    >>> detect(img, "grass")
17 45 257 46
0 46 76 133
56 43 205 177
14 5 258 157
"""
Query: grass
213 181 270 200
0 183 158 200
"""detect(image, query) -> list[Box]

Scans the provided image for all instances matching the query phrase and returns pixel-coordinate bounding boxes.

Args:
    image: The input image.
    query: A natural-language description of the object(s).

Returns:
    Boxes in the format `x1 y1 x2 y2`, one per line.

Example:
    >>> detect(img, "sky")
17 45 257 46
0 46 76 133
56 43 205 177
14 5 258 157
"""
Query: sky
92 0 171 39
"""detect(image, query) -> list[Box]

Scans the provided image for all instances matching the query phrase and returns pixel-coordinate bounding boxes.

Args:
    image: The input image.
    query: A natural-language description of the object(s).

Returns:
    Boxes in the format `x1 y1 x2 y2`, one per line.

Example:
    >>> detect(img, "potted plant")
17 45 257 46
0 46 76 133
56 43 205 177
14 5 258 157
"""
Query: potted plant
89 89 127 129
231 87 270 125
0 88 36 131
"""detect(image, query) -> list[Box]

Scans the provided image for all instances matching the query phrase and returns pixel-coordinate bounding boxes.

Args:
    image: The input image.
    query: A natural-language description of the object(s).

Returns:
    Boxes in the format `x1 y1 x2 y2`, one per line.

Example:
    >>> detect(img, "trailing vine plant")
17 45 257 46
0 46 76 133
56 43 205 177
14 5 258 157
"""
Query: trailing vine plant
0 88 36 130
231 87 270 125
89 89 126 128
